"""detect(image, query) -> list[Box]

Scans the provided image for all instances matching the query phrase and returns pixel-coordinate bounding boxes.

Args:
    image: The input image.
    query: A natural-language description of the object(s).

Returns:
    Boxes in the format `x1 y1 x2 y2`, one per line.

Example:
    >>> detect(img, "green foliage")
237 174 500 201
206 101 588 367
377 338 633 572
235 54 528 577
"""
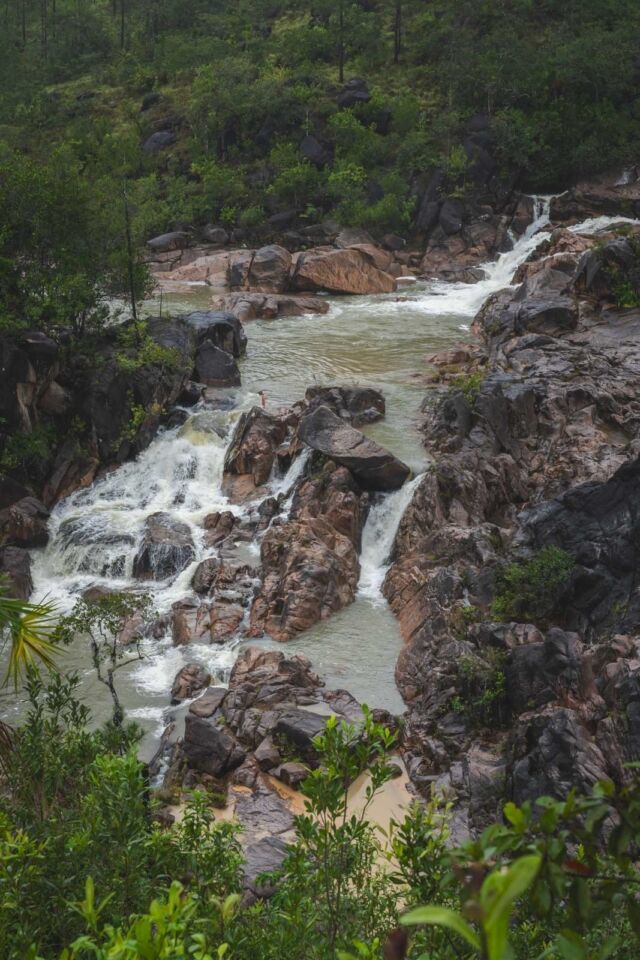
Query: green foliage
453 370 485 407
54 593 154 727
491 546 575 623
451 649 508 729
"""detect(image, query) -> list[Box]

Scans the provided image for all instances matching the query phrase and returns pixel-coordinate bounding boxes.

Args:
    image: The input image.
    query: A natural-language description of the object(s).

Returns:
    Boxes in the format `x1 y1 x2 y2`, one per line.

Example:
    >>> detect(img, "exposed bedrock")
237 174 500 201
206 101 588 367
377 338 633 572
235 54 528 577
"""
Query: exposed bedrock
385 226 640 834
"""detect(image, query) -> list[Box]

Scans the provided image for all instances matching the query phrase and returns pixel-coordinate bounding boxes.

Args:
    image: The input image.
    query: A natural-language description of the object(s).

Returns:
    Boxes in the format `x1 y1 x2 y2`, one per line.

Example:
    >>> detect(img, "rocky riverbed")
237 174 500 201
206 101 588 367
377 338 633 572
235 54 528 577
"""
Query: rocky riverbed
2 170 640 874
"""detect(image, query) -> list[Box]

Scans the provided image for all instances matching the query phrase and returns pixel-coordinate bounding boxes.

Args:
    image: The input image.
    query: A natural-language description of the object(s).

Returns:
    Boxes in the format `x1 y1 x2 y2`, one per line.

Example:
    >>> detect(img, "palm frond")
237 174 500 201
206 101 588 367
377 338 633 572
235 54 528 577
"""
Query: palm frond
0 587 60 689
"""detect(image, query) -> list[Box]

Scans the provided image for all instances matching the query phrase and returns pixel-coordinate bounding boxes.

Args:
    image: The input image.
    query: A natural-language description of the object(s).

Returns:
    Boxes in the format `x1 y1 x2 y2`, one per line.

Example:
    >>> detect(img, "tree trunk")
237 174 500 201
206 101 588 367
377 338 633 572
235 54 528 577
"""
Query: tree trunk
394 0 401 63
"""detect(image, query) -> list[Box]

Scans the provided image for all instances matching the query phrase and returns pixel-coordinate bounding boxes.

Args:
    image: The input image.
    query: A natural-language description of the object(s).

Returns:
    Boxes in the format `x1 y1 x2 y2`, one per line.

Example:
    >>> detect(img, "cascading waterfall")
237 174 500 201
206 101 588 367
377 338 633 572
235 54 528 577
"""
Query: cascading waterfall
9 196 635 734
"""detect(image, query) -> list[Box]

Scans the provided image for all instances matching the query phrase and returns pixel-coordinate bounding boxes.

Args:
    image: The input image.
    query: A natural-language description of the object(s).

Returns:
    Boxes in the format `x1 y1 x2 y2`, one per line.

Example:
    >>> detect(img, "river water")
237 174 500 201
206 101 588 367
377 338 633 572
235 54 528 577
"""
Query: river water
3 199 625 755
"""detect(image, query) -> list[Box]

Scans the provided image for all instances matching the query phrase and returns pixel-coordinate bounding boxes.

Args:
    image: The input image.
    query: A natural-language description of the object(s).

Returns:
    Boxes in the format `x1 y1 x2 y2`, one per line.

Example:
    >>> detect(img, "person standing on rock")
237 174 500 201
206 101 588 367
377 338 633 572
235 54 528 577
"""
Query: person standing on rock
258 390 267 409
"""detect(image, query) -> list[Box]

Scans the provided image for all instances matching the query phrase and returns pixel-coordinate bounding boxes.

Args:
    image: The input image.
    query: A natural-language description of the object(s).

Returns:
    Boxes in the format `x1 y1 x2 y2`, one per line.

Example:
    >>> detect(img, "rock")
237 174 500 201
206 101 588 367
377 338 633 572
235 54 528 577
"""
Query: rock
298 405 410 491
194 341 241 387
132 512 195 581
299 134 330 167
243 836 289 899
0 497 49 547
202 225 229 246
141 91 161 111
247 244 292 293
203 510 236 547
178 381 205 406
147 231 189 253
439 199 465 235
224 407 287 489
272 708 327 762
292 247 396 296
0 546 32 598
574 237 640 302
182 310 247 358
189 686 227 718
171 662 212 703
338 78 370 109
249 516 359 640
304 385 385 426
211 293 330 323
0 478 31 510
38 381 71 417
335 227 375 249
142 130 175 153
276 760 308 788
183 715 246 776
254 736 281 770
382 233 406 251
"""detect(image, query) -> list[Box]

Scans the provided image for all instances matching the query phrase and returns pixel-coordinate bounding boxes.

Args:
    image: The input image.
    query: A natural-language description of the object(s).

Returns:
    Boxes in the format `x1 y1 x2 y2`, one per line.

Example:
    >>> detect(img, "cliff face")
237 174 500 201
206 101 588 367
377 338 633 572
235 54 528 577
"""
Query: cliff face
385 219 640 836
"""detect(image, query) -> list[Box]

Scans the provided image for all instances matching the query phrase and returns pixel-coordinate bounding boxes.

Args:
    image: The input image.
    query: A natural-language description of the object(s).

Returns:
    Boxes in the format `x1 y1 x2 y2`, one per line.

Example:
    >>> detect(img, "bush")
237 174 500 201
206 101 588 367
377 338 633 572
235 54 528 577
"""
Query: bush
491 546 575 623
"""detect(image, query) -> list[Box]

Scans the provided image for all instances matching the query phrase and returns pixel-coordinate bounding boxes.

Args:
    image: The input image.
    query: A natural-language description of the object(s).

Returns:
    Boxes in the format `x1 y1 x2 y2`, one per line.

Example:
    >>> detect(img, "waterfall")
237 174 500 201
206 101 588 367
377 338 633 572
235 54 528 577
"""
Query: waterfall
358 474 425 604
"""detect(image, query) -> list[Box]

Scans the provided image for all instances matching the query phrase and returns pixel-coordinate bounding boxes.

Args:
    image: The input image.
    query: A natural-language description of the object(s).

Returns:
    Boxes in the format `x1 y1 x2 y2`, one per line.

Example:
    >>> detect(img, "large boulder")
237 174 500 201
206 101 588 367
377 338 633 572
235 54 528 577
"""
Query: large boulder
0 496 49 547
183 714 246 776
194 341 241 387
147 231 189 253
291 248 397 295
223 408 288 489
132 512 195 581
182 311 247 357
247 245 292 292
298 405 410 491
304 385 385 426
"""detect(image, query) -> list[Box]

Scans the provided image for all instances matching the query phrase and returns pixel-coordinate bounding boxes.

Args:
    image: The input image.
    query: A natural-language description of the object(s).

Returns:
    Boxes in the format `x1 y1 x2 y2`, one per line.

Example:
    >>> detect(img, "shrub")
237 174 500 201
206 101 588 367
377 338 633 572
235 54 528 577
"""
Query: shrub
491 546 575 623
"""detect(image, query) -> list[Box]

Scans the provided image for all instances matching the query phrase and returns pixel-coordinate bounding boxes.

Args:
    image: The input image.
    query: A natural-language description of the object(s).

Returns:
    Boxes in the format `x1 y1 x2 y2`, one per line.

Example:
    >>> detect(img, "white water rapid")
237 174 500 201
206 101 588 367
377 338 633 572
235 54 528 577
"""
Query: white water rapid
3 197 632 746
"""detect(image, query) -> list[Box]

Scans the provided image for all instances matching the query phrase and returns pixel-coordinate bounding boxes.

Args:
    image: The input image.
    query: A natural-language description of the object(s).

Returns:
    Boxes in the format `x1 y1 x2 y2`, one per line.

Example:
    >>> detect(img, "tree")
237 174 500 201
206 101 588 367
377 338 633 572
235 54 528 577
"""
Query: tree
54 594 154 727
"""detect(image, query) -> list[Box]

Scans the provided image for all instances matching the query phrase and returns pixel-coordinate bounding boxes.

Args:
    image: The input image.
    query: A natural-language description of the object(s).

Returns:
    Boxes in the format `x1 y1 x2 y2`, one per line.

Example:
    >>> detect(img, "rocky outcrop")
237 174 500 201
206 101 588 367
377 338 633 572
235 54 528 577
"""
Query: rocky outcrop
156 242 400 296
0 497 49 548
385 221 640 831
248 462 368 640
0 546 33 599
298 405 410 491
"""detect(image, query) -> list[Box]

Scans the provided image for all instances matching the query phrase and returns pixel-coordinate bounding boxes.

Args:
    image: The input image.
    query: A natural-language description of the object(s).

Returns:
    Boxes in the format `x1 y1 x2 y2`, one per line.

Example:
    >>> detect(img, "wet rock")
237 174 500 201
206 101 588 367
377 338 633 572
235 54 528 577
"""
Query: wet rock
183 714 246 776
0 546 32 598
277 760 308 788
224 407 288 491
254 736 281 770
183 310 247 358
212 292 329 322
0 497 49 547
574 237 640 302
171 662 212 703
194 341 241 387
203 510 236 547
133 512 195 581
304 385 385 426
189 686 227 718
509 707 610 803
247 245 292 292
243 835 288 899
292 247 397 295
249 516 359 640
298 405 410 491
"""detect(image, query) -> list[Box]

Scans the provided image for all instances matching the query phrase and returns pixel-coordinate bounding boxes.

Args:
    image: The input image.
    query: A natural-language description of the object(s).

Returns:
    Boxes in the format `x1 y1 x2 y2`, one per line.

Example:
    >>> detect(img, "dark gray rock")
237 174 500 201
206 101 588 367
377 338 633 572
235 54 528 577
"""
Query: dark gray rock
142 130 176 153
298 404 410 491
146 231 190 253
132 512 195 581
183 714 245 776
0 546 32 599
171 662 211 703
194 341 241 387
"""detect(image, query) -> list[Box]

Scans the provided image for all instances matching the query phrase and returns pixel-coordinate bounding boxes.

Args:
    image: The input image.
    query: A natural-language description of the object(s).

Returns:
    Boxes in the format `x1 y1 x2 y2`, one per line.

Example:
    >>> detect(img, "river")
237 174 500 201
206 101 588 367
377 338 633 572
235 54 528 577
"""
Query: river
3 198 623 756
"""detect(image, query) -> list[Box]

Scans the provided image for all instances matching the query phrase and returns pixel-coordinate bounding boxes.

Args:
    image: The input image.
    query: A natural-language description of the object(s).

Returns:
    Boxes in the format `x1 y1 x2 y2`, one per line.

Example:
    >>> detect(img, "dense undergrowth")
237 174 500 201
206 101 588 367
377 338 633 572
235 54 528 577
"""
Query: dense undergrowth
0 669 639 960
